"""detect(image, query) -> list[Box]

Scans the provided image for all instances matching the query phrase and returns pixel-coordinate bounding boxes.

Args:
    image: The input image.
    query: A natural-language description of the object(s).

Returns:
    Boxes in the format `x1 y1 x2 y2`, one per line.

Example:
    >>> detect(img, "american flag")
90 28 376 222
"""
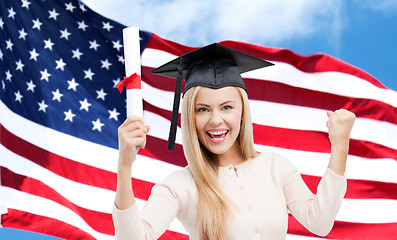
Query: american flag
1 0 396 239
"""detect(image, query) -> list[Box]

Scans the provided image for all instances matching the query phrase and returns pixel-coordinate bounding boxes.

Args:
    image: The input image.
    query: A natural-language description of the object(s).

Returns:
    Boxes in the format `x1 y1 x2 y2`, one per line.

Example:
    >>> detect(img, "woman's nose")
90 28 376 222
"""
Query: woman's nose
209 110 222 125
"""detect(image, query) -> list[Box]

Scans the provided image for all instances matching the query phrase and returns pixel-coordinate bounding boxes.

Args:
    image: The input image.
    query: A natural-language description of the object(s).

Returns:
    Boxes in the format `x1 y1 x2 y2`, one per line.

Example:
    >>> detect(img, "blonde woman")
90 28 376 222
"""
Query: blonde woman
113 43 356 240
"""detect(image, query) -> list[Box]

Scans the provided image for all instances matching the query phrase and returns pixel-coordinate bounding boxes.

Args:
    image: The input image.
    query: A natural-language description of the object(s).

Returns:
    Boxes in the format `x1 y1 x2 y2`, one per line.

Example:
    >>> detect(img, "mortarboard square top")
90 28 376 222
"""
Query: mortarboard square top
151 43 274 94
150 43 274 151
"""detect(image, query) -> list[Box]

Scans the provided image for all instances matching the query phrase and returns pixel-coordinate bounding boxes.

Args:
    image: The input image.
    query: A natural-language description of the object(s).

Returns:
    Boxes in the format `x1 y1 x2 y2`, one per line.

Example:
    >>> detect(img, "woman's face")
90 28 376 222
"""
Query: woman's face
194 86 243 157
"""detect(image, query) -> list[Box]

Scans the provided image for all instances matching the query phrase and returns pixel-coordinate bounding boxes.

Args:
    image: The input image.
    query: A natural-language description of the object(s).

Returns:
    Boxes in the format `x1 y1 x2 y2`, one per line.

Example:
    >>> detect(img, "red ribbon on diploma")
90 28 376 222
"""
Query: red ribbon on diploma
115 73 141 93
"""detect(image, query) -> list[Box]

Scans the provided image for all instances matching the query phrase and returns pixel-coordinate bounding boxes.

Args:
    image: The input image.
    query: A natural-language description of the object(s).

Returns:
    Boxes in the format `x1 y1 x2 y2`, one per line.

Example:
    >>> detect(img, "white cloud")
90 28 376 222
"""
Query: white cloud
82 0 345 48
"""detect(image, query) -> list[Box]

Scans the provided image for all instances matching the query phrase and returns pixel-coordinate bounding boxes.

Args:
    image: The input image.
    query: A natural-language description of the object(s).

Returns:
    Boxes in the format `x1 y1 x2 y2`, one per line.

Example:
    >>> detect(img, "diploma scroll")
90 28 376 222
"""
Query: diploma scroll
122 26 143 118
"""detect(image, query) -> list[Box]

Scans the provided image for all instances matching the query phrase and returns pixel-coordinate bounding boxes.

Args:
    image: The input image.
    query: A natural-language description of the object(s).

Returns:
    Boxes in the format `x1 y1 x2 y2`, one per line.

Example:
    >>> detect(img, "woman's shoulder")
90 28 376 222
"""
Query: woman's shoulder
155 166 196 192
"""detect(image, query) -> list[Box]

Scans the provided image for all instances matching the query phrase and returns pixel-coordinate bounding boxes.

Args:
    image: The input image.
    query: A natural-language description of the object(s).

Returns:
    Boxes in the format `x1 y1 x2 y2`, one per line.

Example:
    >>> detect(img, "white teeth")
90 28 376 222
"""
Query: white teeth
208 130 227 136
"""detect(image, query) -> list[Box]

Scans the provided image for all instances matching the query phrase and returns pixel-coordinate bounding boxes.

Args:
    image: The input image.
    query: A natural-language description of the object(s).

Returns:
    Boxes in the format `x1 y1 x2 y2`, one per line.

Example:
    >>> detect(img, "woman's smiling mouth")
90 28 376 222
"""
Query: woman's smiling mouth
207 130 229 143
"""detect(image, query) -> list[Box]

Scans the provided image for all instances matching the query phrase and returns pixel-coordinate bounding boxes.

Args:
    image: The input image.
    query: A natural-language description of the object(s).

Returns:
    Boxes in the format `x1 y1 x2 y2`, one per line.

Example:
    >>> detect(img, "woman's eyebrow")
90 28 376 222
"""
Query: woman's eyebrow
220 100 236 106
195 103 210 107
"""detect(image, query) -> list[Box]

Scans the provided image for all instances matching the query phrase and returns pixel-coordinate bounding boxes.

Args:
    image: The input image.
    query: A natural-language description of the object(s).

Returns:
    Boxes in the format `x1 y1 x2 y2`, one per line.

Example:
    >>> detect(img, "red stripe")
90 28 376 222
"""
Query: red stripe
301 174 397 200
1 166 114 235
252 124 397 161
146 34 387 89
288 215 397 239
1 209 96 240
1 123 396 202
142 66 397 125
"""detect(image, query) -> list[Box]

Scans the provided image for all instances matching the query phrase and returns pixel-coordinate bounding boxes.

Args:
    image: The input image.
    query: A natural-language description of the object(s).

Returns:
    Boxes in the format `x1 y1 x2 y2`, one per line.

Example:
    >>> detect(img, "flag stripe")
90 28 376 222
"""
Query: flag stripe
287 215 397 239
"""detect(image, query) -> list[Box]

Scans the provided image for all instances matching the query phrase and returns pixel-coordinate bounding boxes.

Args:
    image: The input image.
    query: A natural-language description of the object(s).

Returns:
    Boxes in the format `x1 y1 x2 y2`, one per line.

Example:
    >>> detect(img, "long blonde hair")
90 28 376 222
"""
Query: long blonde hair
181 86 257 240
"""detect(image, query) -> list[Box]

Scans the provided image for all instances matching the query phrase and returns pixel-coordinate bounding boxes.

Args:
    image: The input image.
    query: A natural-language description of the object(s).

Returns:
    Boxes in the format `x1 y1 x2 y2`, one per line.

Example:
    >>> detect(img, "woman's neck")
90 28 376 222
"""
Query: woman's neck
216 141 245 167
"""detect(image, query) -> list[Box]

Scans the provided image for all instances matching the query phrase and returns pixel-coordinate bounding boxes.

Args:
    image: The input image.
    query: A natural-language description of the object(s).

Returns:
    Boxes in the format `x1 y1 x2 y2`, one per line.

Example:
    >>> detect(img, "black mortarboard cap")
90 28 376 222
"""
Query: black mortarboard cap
151 43 274 151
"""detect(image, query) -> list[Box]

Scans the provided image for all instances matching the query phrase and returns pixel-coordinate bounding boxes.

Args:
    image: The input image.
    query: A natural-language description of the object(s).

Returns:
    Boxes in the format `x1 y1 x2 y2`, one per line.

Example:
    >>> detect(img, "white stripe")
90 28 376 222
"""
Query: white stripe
286 234 325 240
338 198 397 223
142 48 397 108
255 145 397 184
140 82 397 150
134 154 183 184
0 187 113 240
0 145 114 213
135 198 188 235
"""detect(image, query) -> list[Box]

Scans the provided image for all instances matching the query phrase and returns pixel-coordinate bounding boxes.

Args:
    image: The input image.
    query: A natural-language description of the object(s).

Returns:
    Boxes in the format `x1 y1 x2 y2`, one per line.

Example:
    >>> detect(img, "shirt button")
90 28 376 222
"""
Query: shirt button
254 227 259 234
228 166 232 170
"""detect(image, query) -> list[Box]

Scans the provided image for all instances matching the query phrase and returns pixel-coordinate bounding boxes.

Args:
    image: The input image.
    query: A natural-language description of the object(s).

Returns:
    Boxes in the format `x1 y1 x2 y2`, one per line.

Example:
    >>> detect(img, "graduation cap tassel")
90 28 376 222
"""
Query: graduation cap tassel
167 57 184 151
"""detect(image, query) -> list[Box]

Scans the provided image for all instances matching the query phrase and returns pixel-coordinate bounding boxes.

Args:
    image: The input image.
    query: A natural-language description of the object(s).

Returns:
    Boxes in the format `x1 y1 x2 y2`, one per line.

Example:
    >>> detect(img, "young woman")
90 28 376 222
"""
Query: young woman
113 43 356 240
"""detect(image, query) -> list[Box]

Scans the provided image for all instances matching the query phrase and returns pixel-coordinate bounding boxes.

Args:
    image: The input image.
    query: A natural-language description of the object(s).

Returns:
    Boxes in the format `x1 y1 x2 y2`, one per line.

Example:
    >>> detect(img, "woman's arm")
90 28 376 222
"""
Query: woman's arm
115 116 150 210
326 109 356 175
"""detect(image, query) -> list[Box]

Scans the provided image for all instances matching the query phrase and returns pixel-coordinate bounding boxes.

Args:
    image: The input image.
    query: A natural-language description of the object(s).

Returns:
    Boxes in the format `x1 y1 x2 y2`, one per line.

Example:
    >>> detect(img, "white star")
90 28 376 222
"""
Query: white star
2 80 5 90
55 58 66 71
6 39 13 50
5 70 12 81
112 78 121 88
0 49 3 60
8 8 16 19
83 68 95 80
44 38 54 50
27 80 36 92
14 91 23 103
92 118 104 132
52 89 63 102
89 40 100 51
79 3 87 12
21 0 31 9
65 2 76 12
102 21 113 32
100 59 112 70
117 55 125 64
29 48 39 61
0 18 4 29
40 69 51 81
15 59 24 72
112 40 123 52
72 48 83 60
32 18 43 30
108 108 120 121
38 100 48 112
18 28 28 40
60 28 71 40
96 88 107 101
64 109 76 122
67 78 79 91
77 21 88 31
79 98 91 112
48 9 59 20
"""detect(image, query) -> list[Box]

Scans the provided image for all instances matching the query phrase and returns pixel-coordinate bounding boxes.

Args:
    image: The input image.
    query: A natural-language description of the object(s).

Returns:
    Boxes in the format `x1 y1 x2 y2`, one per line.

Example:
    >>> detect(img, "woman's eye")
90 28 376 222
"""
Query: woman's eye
223 106 232 111
197 108 208 112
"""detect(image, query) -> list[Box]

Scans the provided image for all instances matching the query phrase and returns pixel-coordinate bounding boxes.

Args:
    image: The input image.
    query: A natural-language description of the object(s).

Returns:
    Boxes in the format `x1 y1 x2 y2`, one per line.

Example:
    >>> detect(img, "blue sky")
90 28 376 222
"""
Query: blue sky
1 0 396 239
